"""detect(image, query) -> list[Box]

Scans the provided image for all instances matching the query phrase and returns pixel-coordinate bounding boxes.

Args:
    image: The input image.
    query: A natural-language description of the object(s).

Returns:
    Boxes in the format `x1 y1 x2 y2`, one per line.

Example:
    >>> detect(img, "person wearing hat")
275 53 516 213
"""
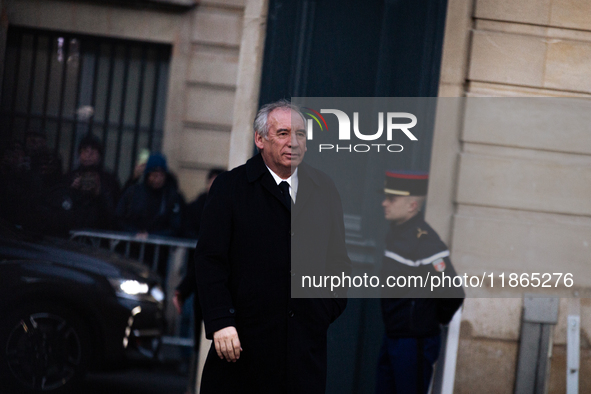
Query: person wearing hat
116 153 185 277
66 134 121 226
116 152 185 238
376 170 464 394
34 133 121 235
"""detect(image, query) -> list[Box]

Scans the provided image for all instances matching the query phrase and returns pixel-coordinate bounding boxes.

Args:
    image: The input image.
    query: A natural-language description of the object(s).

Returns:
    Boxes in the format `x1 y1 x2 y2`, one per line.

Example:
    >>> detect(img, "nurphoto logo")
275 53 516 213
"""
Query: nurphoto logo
303 108 418 153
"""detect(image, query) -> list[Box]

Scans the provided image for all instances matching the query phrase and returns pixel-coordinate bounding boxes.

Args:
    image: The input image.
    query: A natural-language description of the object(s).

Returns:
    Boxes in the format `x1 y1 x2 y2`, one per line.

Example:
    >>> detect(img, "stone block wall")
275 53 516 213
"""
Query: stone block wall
177 0 245 201
433 0 591 392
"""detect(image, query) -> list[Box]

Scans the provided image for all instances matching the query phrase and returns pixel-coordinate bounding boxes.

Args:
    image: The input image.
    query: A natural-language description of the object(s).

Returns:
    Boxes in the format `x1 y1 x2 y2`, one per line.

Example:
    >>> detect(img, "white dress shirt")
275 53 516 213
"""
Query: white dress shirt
266 165 299 203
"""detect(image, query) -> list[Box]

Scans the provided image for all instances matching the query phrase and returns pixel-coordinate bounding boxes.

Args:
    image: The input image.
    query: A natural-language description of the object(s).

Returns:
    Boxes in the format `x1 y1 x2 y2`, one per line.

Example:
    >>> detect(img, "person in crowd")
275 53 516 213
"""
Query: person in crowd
66 133 121 208
195 100 351 394
25 147 65 232
0 141 30 226
24 129 48 162
116 152 185 277
0 132 60 230
183 168 226 238
122 148 150 193
0 131 67 234
173 167 225 394
376 170 464 394
29 134 117 236
116 152 184 238
29 147 63 191
0 141 26 176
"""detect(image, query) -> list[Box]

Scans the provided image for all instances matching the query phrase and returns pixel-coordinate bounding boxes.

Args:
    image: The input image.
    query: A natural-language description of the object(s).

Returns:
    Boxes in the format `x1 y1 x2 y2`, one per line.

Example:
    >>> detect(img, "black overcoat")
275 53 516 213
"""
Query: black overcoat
195 153 351 394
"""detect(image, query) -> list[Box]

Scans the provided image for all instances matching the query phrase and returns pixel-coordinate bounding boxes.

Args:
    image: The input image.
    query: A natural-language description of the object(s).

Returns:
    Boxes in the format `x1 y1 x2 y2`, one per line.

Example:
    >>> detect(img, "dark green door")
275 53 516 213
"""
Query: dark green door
259 1 448 392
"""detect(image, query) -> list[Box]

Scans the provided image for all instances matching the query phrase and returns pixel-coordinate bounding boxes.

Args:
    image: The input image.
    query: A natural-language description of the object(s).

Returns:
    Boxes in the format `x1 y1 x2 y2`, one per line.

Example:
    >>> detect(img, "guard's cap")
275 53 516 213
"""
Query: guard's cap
384 170 428 196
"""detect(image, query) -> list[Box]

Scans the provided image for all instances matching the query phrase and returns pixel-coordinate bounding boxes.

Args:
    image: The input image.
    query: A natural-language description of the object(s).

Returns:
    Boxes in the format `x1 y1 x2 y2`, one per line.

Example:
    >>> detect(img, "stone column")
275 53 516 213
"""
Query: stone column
227 0 269 169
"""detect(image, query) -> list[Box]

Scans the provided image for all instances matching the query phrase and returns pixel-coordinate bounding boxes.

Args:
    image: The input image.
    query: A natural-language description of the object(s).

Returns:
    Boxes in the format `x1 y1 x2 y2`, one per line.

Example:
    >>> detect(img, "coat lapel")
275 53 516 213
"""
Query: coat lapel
293 161 319 220
246 153 290 212
246 154 322 216
262 172 288 210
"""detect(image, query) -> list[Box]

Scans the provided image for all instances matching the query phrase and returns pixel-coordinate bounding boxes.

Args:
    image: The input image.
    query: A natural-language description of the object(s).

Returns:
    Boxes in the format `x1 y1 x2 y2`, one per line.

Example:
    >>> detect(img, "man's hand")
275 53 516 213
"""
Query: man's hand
133 163 146 180
135 232 149 240
71 176 81 189
213 326 242 362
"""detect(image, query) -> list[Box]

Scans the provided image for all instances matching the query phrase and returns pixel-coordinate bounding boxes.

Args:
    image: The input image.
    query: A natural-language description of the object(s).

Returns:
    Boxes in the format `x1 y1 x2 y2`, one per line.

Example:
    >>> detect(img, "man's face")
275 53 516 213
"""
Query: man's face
255 108 307 178
382 195 415 224
147 170 166 190
79 146 101 167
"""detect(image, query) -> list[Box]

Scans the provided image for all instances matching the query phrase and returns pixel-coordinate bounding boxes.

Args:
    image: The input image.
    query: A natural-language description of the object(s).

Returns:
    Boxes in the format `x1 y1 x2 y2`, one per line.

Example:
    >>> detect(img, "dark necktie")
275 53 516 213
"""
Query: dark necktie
278 181 291 211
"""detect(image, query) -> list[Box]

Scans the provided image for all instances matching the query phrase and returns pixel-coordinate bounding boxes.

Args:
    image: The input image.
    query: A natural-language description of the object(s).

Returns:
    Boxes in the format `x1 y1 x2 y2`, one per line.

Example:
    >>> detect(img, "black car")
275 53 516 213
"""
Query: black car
0 221 165 393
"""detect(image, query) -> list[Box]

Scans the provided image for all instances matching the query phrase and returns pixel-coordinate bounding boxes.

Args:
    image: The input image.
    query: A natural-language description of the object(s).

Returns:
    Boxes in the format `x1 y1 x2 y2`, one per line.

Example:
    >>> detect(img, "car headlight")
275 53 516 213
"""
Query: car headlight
109 279 150 299
150 285 165 302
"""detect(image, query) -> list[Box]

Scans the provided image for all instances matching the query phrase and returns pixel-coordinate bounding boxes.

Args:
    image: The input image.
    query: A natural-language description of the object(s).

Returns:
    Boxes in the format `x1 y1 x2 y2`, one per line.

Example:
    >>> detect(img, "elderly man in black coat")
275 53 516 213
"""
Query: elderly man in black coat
195 100 351 394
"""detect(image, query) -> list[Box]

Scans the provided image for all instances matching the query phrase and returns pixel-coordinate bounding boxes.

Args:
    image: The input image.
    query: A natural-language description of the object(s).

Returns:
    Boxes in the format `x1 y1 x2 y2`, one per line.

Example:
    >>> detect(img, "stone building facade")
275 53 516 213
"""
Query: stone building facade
432 0 591 392
0 0 261 202
1 0 589 392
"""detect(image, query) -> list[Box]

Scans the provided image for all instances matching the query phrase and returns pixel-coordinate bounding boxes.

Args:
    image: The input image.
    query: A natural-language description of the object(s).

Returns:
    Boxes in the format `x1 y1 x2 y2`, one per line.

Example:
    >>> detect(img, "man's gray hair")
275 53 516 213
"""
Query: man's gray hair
253 99 305 139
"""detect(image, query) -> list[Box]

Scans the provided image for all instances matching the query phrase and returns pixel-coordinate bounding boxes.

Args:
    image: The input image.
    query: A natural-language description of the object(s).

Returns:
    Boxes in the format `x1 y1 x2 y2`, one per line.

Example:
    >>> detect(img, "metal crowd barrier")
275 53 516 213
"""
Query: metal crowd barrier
70 229 198 352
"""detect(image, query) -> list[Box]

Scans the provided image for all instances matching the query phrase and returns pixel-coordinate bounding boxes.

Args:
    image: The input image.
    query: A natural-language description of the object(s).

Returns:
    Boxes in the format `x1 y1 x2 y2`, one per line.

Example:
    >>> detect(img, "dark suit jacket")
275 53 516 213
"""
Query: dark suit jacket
195 153 351 394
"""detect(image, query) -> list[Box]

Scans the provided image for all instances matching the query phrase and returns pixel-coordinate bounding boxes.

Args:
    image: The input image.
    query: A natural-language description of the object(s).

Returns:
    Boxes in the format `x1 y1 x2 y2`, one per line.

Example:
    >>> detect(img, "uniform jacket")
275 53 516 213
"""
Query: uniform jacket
380 214 464 338
195 153 351 394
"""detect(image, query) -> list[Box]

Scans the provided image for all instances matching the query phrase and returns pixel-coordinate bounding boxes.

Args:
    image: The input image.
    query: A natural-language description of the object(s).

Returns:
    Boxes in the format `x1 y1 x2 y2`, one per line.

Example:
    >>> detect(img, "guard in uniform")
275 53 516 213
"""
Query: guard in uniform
376 170 464 394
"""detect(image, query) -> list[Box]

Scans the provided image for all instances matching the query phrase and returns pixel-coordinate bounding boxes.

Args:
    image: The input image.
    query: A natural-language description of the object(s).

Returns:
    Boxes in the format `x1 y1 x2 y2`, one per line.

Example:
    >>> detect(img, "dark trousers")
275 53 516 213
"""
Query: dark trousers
375 335 441 394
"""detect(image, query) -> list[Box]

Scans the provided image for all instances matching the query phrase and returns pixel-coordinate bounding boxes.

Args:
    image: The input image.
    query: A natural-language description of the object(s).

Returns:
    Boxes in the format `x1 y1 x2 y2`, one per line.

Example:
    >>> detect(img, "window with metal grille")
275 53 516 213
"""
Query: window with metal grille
0 26 172 183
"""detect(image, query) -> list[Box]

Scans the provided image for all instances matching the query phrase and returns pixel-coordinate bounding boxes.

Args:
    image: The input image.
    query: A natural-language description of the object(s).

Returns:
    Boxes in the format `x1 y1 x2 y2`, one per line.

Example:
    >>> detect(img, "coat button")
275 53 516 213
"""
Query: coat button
229 308 235 314
288 310 295 318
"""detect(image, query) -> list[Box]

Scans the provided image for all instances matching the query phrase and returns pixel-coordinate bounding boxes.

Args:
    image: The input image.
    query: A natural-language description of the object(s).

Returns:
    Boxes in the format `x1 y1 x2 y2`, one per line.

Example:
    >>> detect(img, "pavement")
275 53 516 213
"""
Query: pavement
84 362 189 394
